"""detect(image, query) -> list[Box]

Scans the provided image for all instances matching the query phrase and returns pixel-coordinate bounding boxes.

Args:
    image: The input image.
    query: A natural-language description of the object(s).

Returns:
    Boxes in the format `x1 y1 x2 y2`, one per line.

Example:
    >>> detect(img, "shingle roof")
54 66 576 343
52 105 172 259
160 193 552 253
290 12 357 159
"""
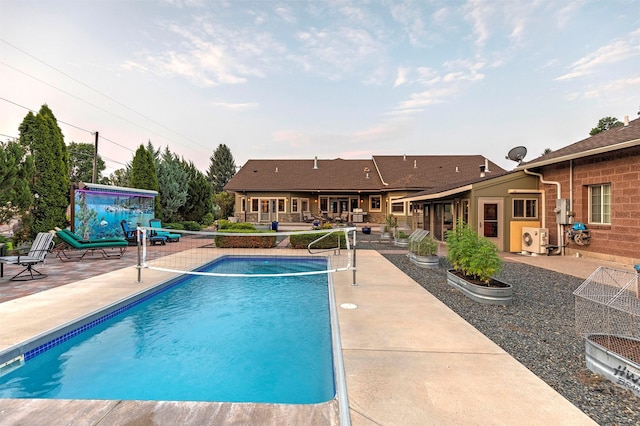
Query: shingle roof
372 155 505 190
225 155 506 193
224 158 383 192
519 117 640 169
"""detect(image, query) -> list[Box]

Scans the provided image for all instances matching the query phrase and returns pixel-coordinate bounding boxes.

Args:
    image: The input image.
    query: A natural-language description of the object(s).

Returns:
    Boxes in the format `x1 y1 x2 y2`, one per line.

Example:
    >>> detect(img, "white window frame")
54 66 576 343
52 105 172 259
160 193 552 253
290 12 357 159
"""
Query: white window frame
390 198 405 214
277 198 286 213
251 198 259 212
291 198 299 213
512 198 538 219
589 184 611 225
241 197 246 213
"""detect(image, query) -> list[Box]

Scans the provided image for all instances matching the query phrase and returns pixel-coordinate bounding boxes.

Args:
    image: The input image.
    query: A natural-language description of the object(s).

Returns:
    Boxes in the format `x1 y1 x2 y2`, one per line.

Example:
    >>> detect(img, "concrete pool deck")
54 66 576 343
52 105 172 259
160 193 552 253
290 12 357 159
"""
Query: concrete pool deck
0 249 598 425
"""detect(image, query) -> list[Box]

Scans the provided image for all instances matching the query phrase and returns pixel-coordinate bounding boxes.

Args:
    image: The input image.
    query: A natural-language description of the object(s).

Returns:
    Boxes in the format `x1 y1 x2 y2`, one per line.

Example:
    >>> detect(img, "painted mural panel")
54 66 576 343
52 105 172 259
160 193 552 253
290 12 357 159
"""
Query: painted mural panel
74 189 155 240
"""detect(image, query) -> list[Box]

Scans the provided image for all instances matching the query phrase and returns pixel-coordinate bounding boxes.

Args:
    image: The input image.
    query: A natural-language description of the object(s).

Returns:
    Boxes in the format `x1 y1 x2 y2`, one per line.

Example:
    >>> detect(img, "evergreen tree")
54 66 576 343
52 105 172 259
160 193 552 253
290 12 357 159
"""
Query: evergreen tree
207 144 236 192
68 141 105 184
0 139 34 225
131 145 159 191
157 147 188 222
131 144 160 217
179 161 213 222
18 105 70 236
589 117 623 136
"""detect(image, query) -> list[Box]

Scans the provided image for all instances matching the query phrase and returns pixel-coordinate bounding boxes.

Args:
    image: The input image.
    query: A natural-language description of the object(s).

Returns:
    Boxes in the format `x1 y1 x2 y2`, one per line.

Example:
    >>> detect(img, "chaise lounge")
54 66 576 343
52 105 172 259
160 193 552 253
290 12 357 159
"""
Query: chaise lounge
149 219 181 242
54 229 128 261
0 232 55 281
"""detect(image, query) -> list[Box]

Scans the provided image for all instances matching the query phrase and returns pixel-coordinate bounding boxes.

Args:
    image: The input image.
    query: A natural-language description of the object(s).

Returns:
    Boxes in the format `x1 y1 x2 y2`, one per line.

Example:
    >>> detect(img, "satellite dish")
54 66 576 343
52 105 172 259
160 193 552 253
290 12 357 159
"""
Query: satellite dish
506 146 527 163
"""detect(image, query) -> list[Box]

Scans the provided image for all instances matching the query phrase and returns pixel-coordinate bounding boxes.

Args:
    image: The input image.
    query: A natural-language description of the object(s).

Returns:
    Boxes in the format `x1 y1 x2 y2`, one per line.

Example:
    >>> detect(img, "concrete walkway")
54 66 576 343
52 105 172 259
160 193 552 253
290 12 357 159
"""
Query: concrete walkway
334 251 595 425
0 249 600 425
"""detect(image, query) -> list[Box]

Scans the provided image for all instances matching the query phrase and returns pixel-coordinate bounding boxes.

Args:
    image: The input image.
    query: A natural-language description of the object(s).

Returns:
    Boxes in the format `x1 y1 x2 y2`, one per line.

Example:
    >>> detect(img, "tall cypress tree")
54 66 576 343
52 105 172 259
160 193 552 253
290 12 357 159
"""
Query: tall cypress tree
18 105 70 236
157 147 188 222
207 144 236 193
130 144 160 218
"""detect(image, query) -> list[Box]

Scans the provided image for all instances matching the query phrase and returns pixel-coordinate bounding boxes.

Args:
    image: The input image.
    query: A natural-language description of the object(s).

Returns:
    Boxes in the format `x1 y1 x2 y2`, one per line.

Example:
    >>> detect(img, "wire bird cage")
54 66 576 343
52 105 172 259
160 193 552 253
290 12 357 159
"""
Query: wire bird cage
573 266 640 397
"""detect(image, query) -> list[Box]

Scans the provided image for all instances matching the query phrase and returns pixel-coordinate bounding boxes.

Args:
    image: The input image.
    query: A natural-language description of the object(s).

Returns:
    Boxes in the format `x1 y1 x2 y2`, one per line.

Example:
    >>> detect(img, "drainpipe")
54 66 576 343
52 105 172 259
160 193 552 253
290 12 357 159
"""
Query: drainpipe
523 169 564 256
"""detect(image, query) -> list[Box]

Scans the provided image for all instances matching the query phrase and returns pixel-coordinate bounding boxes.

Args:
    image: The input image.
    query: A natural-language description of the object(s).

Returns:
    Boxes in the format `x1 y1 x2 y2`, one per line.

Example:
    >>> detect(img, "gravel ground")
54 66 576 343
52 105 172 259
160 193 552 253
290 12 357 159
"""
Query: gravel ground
355 233 639 426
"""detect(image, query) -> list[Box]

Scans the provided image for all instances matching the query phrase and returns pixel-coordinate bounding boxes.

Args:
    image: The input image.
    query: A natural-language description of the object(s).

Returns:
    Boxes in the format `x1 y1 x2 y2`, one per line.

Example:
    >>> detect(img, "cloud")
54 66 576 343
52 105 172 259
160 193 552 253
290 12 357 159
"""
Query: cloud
394 67 409 87
211 101 258 111
565 75 640 100
556 34 640 81
389 0 426 45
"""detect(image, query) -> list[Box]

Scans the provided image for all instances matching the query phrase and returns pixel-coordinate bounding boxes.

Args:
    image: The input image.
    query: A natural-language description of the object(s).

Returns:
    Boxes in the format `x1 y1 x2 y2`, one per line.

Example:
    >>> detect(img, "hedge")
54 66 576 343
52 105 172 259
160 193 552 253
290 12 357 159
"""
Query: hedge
289 232 347 249
214 229 277 248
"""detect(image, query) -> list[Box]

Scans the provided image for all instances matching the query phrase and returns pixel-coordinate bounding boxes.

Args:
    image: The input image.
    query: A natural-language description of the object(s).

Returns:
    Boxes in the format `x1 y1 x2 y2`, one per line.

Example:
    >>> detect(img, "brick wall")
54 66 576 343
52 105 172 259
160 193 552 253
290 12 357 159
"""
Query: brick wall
537 146 640 263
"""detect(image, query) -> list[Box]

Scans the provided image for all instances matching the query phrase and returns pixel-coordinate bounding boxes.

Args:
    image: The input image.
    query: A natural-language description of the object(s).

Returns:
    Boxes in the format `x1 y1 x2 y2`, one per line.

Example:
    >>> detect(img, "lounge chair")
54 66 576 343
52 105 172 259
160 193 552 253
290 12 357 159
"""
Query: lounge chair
120 221 166 246
302 211 315 223
54 229 128 262
0 232 55 281
149 219 181 242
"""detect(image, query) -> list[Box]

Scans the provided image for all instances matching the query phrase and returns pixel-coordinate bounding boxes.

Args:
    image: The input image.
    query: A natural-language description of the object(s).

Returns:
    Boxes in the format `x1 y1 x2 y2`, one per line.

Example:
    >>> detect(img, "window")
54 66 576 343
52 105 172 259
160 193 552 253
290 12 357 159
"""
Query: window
241 198 246 213
461 199 470 224
278 198 285 212
589 184 611 224
370 196 381 211
320 197 328 211
513 199 537 219
251 198 259 212
292 198 299 213
301 199 309 212
391 199 404 214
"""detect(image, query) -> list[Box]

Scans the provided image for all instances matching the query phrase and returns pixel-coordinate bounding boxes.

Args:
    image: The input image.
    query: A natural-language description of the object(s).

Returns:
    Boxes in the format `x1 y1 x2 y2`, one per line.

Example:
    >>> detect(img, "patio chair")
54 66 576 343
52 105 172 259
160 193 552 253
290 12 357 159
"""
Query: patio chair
0 232 55 281
54 229 128 262
302 211 315 223
120 220 140 246
149 219 181 242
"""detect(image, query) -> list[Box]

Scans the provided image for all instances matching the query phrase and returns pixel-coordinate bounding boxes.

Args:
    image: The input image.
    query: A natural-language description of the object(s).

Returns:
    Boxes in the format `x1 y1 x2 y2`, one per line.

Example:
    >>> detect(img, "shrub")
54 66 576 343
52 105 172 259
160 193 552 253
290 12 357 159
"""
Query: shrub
290 232 347 249
181 221 201 231
201 212 215 227
164 222 184 230
214 229 276 248
397 230 409 239
446 220 502 284
217 220 255 230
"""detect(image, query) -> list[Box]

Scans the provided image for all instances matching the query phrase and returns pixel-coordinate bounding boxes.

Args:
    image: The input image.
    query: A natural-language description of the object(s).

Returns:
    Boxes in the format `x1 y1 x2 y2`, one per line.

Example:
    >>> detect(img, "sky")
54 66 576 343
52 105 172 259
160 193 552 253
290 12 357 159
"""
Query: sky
1 0 638 177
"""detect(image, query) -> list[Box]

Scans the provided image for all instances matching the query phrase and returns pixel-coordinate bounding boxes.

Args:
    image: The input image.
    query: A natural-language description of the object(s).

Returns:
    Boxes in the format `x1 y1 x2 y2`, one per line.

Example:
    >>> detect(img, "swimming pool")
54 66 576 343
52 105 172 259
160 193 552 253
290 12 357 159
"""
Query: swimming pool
0 256 337 404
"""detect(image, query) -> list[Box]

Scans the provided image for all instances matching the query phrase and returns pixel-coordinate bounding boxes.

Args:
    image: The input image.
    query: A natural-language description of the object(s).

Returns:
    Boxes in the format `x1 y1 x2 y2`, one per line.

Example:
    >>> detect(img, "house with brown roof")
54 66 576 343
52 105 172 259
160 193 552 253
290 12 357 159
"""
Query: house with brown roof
514 116 640 264
224 155 506 228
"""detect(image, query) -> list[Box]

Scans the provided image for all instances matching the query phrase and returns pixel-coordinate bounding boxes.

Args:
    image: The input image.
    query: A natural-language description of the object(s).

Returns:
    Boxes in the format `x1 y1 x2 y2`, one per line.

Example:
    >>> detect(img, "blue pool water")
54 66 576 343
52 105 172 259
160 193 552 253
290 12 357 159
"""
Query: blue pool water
0 257 335 403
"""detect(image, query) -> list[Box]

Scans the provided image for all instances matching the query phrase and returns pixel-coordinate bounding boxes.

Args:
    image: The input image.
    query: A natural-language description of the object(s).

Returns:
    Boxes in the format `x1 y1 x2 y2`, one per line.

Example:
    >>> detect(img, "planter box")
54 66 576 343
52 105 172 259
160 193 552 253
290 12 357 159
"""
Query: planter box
584 334 640 398
446 269 513 305
394 238 408 247
409 253 439 268
381 231 392 240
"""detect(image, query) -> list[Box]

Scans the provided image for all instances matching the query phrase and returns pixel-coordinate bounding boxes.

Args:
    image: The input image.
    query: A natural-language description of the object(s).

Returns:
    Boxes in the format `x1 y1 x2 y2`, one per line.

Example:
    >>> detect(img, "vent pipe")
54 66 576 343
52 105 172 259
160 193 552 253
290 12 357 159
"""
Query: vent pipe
313 156 318 169
403 154 406 161
624 115 630 126
275 167 278 173
455 166 459 173
413 159 417 168
484 158 490 173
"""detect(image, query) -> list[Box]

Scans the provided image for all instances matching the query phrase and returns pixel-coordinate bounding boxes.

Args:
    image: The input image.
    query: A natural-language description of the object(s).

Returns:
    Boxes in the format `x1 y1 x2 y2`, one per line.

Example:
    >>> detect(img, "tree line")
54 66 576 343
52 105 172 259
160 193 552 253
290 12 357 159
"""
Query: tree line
1 104 237 243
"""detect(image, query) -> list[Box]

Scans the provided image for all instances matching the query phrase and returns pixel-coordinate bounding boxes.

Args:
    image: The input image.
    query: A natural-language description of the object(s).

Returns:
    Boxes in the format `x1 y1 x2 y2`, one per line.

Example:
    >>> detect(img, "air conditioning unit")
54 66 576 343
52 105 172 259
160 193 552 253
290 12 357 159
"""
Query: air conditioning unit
522 227 548 255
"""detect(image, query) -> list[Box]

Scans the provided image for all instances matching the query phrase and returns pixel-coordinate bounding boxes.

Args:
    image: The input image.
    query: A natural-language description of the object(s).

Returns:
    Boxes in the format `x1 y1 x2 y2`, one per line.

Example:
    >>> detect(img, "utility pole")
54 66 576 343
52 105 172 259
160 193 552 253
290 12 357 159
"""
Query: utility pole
92 131 99 183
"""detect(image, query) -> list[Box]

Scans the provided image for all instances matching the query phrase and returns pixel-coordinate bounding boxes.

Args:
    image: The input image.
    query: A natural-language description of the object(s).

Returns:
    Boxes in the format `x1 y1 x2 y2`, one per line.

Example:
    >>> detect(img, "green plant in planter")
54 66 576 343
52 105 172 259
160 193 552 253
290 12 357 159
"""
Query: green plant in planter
397 230 409 239
384 215 398 233
415 236 438 256
446 220 502 284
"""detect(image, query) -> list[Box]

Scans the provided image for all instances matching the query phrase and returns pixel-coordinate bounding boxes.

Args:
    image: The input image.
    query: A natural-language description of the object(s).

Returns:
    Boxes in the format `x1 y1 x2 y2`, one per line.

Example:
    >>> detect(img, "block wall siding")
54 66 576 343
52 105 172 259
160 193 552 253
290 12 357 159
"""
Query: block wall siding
537 146 640 263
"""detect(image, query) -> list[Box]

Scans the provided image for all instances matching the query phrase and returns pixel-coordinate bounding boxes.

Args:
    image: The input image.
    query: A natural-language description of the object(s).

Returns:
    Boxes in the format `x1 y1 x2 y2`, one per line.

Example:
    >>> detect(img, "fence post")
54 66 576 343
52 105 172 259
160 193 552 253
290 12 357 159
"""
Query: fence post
136 227 143 283
352 229 358 286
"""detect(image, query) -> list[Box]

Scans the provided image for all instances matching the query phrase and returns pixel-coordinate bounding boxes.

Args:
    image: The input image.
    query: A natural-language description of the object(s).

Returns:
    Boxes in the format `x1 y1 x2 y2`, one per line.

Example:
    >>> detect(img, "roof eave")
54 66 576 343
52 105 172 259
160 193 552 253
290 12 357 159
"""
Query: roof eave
401 184 473 202
516 138 640 170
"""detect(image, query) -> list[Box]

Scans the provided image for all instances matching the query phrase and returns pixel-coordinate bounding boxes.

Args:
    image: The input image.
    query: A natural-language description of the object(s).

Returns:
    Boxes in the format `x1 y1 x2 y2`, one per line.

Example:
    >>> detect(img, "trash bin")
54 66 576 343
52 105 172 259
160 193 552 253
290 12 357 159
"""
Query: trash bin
271 221 278 231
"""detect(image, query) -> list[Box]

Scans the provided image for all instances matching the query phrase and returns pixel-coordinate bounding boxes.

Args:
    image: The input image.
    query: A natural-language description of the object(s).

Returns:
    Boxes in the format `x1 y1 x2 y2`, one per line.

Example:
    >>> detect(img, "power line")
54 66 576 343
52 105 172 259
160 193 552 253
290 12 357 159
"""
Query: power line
1 39 213 155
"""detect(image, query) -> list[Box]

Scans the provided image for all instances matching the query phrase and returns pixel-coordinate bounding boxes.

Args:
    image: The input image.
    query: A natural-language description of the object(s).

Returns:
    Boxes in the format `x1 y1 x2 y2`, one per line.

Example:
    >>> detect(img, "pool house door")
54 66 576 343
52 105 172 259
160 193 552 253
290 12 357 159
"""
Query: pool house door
478 198 503 251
